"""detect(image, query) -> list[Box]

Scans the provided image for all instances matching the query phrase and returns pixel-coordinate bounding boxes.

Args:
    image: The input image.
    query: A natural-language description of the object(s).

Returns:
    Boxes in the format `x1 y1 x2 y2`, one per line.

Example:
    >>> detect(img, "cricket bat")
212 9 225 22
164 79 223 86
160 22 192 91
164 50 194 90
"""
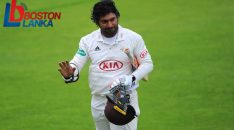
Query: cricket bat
122 48 149 81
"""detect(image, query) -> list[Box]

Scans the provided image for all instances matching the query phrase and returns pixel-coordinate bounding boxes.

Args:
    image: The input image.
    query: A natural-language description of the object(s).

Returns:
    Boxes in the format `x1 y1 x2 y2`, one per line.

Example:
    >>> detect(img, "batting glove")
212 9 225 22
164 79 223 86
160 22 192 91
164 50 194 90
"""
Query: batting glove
111 75 136 90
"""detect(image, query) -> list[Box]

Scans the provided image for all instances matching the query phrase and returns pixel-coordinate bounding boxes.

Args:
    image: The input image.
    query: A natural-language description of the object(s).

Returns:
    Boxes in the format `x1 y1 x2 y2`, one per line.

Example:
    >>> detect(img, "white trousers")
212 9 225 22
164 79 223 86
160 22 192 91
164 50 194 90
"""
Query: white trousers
91 90 140 130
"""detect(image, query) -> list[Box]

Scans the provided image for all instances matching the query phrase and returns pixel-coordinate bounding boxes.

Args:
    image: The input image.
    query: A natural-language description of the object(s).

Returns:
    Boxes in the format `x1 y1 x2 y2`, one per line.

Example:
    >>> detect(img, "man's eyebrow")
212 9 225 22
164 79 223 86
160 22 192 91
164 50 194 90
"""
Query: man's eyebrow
101 17 116 21
101 19 108 21
110 17 115 20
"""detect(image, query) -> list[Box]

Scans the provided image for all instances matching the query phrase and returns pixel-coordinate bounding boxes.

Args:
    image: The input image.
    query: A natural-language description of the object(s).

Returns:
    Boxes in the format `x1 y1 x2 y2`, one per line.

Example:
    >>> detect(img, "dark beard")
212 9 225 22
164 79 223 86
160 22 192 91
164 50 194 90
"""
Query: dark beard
101 26 118 38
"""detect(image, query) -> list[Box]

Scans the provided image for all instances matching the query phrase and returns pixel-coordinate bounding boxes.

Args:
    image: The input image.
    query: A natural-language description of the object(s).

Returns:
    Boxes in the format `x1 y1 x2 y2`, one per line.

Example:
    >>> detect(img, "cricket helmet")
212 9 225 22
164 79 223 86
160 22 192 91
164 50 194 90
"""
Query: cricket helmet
104 84 136 125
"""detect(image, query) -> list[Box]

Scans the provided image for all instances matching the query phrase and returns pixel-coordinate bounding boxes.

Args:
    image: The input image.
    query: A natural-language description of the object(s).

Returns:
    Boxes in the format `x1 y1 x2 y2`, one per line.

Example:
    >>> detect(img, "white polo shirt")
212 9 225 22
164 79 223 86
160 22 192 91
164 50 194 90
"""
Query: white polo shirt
69 25 153 95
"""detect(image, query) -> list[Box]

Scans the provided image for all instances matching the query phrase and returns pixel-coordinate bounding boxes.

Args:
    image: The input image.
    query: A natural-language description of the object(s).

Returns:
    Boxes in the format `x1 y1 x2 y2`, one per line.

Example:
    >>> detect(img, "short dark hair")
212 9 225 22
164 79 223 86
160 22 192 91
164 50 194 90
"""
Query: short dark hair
91 0 120 25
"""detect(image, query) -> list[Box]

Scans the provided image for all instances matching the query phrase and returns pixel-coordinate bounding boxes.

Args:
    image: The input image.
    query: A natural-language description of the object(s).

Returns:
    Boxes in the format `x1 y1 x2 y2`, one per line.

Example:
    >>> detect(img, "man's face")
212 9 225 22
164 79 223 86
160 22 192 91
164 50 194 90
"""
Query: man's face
98 12 118 37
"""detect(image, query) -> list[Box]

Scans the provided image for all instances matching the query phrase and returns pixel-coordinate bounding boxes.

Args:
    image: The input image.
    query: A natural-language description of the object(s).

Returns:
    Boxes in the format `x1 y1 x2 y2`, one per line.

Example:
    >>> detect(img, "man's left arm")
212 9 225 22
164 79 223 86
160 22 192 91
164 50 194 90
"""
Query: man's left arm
132 36 154 82
110 35 153 91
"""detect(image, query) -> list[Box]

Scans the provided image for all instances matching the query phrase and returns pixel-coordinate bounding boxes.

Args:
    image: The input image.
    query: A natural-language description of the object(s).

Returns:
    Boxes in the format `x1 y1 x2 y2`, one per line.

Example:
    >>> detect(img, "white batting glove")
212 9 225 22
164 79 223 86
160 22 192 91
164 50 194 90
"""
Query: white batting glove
111 75 136 90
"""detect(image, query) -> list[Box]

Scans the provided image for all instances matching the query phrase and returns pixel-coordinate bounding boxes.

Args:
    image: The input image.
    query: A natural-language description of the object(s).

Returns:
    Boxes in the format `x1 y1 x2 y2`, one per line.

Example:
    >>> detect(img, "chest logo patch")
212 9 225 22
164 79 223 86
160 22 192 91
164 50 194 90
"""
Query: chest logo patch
99 60 123 71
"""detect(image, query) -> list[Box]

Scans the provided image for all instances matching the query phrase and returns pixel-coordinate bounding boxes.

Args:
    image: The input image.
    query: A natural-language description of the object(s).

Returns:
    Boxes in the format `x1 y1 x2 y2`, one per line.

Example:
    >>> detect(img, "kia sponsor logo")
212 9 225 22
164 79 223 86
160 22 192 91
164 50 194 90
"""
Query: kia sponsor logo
99 60 123 71
140 49 148 58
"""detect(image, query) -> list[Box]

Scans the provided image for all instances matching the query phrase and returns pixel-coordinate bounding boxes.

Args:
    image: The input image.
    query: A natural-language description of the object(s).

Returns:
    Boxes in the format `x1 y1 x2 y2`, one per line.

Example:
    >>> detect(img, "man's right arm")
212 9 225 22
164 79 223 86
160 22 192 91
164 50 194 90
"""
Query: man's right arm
58 38 89 83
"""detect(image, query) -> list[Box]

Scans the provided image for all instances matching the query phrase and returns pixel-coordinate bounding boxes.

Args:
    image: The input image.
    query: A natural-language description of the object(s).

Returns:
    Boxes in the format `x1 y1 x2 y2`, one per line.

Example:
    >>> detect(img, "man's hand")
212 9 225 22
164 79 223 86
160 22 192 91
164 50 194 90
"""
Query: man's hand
58 61 76 79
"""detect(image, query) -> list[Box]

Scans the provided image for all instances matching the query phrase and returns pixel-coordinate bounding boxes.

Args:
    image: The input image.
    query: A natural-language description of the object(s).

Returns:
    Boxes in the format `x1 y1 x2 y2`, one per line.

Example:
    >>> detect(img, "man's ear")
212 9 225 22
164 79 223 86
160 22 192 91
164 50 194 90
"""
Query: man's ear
96 21 100 27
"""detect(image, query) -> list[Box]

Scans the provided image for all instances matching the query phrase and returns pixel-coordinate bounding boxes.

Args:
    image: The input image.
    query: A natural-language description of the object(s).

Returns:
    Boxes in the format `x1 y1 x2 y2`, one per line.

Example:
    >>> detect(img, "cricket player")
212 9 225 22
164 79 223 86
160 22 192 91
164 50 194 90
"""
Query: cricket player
58 1 153 130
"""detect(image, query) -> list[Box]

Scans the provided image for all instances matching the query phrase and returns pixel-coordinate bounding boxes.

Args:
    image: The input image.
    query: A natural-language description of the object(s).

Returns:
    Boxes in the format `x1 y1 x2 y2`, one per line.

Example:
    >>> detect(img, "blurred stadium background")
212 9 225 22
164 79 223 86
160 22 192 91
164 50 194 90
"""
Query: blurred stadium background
0 0 233 129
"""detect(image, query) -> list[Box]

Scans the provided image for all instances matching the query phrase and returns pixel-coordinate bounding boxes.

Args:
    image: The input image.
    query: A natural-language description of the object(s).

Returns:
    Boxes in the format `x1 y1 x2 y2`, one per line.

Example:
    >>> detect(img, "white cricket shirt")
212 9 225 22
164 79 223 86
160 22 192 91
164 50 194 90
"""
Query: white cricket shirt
69 25 153 96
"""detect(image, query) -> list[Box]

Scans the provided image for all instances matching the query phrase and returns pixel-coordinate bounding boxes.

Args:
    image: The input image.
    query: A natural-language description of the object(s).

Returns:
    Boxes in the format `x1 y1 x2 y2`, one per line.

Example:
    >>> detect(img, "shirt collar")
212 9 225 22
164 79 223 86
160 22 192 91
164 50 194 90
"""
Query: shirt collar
96 25 125 43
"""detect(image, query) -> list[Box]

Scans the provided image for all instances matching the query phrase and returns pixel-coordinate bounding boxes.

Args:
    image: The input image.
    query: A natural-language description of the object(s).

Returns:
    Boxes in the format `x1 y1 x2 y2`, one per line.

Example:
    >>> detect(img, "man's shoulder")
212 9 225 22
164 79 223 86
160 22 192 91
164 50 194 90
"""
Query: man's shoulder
120 26 143 40
80 29 100 42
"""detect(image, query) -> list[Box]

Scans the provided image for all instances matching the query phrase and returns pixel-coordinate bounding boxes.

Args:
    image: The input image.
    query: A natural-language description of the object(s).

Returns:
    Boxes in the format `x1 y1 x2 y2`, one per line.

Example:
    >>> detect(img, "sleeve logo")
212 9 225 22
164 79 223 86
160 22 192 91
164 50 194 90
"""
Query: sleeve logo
77 49 86 56
140 49 148 58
